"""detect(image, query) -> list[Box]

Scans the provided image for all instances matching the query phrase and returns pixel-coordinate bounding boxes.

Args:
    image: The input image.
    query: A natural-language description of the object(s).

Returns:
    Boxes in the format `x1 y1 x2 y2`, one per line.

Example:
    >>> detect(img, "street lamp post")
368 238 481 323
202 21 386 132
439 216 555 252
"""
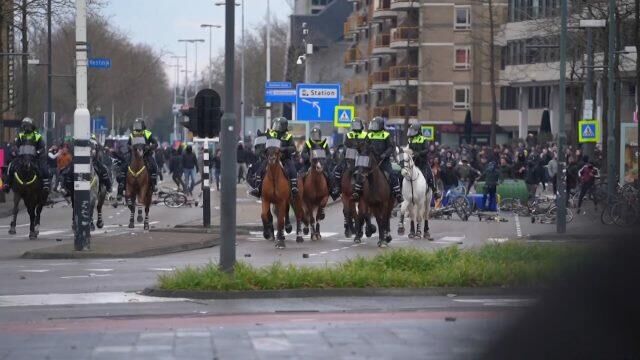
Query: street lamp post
193 39 205 92
606 0 617 201
200 24 221 89
266 0 271 128
556 0 568 234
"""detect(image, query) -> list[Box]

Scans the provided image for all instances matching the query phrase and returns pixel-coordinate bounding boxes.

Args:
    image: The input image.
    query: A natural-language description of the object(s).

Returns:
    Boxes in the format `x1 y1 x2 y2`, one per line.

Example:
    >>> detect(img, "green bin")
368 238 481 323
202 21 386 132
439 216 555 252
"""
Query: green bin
475 180 528 204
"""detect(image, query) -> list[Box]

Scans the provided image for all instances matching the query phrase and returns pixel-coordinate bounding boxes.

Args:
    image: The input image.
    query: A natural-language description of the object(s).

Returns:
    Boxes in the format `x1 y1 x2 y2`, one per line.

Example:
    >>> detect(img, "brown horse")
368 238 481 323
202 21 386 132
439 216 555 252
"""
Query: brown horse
261 145 304 248
301 150 329 241
354 153 394 247
340 164 376 240
126 144 152 230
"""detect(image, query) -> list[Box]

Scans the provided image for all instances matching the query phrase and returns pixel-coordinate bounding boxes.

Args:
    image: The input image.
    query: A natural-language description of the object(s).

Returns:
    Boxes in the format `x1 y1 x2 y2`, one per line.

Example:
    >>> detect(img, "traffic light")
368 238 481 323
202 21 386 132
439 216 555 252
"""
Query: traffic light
179 89 223 138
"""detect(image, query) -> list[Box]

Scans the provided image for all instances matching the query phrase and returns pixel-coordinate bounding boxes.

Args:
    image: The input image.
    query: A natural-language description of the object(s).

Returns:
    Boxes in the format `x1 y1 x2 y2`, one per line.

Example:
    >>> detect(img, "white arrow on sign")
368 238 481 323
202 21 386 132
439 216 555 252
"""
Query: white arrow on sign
302 99 321 118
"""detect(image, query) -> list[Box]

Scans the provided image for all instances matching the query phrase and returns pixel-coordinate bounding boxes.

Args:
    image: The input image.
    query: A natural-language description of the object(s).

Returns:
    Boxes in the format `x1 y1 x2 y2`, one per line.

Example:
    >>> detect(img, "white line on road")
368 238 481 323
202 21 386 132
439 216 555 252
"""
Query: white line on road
84 269 113 272
453 298 535 307
18 270 50 273
515 214 523 237
438 236 465 244
0 292 187 307
148 268 176 272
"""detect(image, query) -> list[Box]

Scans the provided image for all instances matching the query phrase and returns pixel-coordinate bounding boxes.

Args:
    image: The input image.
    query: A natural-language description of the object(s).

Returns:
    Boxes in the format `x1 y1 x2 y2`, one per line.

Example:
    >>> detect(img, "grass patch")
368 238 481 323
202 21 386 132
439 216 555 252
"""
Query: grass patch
158 242 586 291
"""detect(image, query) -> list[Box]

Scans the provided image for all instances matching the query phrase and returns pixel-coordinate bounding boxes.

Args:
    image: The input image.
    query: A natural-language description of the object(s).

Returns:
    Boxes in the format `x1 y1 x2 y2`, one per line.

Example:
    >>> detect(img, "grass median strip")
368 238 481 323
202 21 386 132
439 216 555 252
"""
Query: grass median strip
158 243 585 291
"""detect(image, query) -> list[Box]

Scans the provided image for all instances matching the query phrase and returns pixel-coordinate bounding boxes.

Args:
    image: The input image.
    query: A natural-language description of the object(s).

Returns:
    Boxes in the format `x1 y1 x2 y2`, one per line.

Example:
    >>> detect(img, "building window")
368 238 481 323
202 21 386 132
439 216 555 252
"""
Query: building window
454 6 471 30
500 87 519 110
528 86 550 109
453 86 470 109
454 47 471 70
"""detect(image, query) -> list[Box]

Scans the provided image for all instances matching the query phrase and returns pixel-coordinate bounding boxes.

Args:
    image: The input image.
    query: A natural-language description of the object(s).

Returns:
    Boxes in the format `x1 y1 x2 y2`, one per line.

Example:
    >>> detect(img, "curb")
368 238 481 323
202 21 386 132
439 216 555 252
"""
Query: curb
142 286 543 300
21 238 220 259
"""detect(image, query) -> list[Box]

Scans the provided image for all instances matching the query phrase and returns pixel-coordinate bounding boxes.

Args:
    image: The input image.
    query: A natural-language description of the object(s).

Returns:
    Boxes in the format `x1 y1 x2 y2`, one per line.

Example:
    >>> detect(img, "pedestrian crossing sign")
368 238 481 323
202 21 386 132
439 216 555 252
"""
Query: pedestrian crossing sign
578 120 600 143
334 105 355 128
421 125 435 141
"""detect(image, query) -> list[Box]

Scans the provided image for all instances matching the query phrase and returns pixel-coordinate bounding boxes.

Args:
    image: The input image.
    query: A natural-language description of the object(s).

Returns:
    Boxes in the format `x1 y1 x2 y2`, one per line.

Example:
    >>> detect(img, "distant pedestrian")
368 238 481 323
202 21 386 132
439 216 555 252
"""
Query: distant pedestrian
169 148 184 191
237 143 247 184
212 149 221 191
182 145 198 194
577 159 600 214
480 161 502 210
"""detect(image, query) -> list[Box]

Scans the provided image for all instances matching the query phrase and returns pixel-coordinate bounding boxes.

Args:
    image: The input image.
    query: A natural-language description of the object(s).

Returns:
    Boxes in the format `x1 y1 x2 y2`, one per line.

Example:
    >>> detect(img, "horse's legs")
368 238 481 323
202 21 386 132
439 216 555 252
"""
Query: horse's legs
398 201 408 235
261 201 273 240
127 196 135 228
9 194 19 235
284 205 293 234
309 206 318 241
143 205 150 231
342 201 353 238
424 198 433 240
96 190 105 229
275 201 287 248
302 204 310 236
27 206 37 240
137 205 143 223
375 213 387 247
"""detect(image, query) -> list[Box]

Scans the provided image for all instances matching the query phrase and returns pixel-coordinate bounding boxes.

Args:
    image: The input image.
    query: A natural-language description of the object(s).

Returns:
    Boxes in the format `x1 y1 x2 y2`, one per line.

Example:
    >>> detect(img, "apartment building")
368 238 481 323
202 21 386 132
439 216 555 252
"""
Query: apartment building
497 1 638 141
0 5 17 144
343 0 508 145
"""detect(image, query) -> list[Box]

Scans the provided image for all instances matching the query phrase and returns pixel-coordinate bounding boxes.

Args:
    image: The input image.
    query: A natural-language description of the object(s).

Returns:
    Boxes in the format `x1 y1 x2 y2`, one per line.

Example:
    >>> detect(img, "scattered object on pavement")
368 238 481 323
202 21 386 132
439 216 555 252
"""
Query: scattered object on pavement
244 254 251 257
303 253 309 258
445 317 457 322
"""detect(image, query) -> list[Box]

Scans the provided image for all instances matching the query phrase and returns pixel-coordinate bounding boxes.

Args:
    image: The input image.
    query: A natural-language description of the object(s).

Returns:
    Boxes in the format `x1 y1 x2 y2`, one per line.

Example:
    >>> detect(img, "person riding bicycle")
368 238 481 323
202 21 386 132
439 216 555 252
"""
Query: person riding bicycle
127 119 159 192
2 118 50 192
406 123 438 197
331 118 367 199
301 126 336 200
249 117 298 198
90 134 113 194
352 117 403 203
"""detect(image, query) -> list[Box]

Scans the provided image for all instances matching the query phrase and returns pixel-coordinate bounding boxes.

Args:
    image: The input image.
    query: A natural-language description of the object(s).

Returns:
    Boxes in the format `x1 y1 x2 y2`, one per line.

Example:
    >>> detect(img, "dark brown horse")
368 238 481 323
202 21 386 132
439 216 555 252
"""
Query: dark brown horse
354 153 394 247
340 164 376 240
261 145 304 248
8 156 48 239
126 144 152 230
301 150 329 241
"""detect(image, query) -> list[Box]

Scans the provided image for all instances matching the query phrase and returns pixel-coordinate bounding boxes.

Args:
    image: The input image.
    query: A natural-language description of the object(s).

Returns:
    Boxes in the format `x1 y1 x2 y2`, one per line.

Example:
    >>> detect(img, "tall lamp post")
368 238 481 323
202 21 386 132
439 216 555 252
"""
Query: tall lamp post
557 0 568 233
215 1 245 142
200 24 221 89
606 0 617 201
193 39 205 92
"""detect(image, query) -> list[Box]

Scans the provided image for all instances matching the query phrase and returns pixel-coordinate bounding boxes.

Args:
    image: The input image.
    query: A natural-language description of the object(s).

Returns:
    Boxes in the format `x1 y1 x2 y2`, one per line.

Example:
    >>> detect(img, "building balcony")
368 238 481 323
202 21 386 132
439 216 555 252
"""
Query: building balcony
390 27 420 48
372 0 397 21
344 78 368 95
343 14 367 36
344 47 364 66
369 71 393 90
371 33 397 57
390 0 421 11
388 104 418 124
389 65 419 86
373 106 390 118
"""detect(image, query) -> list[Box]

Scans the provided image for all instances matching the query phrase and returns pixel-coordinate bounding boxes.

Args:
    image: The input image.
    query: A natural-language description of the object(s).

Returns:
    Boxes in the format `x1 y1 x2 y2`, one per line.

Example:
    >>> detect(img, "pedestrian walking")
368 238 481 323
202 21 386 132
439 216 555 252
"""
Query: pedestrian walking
48 145 60 191
577 159 600 214
212 149 221 191
237 143 247 184
479 161 502 210
182 145 198 195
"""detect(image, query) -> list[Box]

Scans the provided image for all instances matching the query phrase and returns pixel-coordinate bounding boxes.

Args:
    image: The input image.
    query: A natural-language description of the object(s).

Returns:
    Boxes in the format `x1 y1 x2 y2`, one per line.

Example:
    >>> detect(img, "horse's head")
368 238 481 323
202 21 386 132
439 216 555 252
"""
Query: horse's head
399 150 415 179
266 146 281 165
310 149 326 173
132 144 145 159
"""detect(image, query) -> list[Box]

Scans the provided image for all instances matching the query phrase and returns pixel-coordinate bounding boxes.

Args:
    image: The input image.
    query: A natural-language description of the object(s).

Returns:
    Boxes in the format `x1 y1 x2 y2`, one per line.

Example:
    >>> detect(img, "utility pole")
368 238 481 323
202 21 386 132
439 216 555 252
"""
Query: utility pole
193 39 205 92
241 0 245 142
606 0 617 201
46 0 52 147
556 0 568 234
220 0 237 272
200 24 221 89
73 0 92 250
265 0 272 127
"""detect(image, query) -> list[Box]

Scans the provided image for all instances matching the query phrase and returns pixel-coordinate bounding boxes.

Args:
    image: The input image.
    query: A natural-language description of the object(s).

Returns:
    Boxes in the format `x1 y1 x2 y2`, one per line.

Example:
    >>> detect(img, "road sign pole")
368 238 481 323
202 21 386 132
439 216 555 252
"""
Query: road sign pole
557 0 567 234
202 139 211 228
606 0 617 202
220 0 237 273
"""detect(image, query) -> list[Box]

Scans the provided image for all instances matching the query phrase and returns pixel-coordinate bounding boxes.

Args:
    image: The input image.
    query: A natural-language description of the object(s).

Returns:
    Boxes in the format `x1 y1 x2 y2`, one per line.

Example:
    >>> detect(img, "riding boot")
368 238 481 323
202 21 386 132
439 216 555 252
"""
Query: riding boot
331 172 342 199
391 175 403 203
117 183 125 201
41 177 51 192
249 175 262 198
290 177 299 196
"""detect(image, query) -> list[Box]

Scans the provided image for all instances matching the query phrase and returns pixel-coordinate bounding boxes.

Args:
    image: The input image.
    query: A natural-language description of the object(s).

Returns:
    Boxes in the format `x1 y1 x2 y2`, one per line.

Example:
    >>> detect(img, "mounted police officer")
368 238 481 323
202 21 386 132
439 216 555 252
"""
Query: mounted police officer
127 119 159 191
331 118 367 199
352 117 403 203
90 134 113 194
249 117 299 198
247 129 267 189
2 118 50 192
301 126 336 200
406 123 437 195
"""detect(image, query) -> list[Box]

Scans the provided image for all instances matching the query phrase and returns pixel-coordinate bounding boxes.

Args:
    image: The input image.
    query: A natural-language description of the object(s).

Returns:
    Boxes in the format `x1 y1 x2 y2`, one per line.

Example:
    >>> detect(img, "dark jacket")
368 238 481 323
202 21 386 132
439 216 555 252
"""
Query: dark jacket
481 167 502 188
169 154 183 175
365 130 394 160
182 152 198 171
440 166 459 188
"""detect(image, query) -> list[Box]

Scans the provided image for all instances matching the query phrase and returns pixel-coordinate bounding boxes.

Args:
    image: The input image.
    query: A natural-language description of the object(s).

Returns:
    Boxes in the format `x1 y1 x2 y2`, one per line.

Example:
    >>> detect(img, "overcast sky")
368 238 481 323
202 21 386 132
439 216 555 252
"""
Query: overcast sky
104 0 292 86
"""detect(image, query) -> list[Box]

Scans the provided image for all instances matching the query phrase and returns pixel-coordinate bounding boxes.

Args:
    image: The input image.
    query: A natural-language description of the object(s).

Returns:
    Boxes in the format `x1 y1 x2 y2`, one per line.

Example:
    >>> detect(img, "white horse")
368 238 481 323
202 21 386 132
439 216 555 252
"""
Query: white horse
397 149 434 239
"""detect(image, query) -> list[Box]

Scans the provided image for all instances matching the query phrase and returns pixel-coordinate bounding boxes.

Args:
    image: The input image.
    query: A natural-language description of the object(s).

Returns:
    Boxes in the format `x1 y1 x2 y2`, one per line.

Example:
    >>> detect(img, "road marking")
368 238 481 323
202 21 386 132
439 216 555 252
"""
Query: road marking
0 224 29 228
18 270 49 273
148 268 175 272
488 237 509 243
84 269 113 272
453 298 535 307
319 251 328 255
438 236 465 244
514 214 523 237
38 230 65 236
251 337 292 352
0 292 187 307
330 249 340 252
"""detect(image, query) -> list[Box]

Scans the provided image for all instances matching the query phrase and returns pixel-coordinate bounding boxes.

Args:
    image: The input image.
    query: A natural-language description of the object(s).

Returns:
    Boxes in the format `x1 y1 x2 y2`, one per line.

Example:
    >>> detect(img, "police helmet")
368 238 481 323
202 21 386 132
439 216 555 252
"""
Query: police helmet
407 123 421 138
21 117 35 132
273 117 289 132
368 117 384 132
132 118 146 132
310 126 322 142
351 118 364 132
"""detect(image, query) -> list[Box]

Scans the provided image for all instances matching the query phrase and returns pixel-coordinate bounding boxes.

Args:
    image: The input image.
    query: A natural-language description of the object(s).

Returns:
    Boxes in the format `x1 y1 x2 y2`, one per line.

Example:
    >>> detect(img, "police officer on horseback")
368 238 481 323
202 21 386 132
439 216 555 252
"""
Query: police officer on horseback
331 118 367 199
406 123 437 196
127 119 159 192
301 126 336 200
90 134 113 194
2 118 50 192
246 129 267 189
352 117 403 203
249 117 299 198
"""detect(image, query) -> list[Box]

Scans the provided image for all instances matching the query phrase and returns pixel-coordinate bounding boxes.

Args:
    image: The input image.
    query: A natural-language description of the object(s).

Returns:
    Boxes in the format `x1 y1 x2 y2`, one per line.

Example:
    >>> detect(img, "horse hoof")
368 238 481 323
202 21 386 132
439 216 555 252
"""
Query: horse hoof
275 240 286 249
397 227 405 236
385 234 393 243
128 222 134 229
277 232 285 241
8 228 16 235
144 224 150 231
345 228 353 238
97 220 104 229
377 240 388 248
354 234 362 244
296 235 304 243
303 227 309 236
285 223 293 234
424 232 433 241
137 216 143 223
263 231 270 240
408 232 415 239
29 232 37 240
366 225 377 238
415 231 422 239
